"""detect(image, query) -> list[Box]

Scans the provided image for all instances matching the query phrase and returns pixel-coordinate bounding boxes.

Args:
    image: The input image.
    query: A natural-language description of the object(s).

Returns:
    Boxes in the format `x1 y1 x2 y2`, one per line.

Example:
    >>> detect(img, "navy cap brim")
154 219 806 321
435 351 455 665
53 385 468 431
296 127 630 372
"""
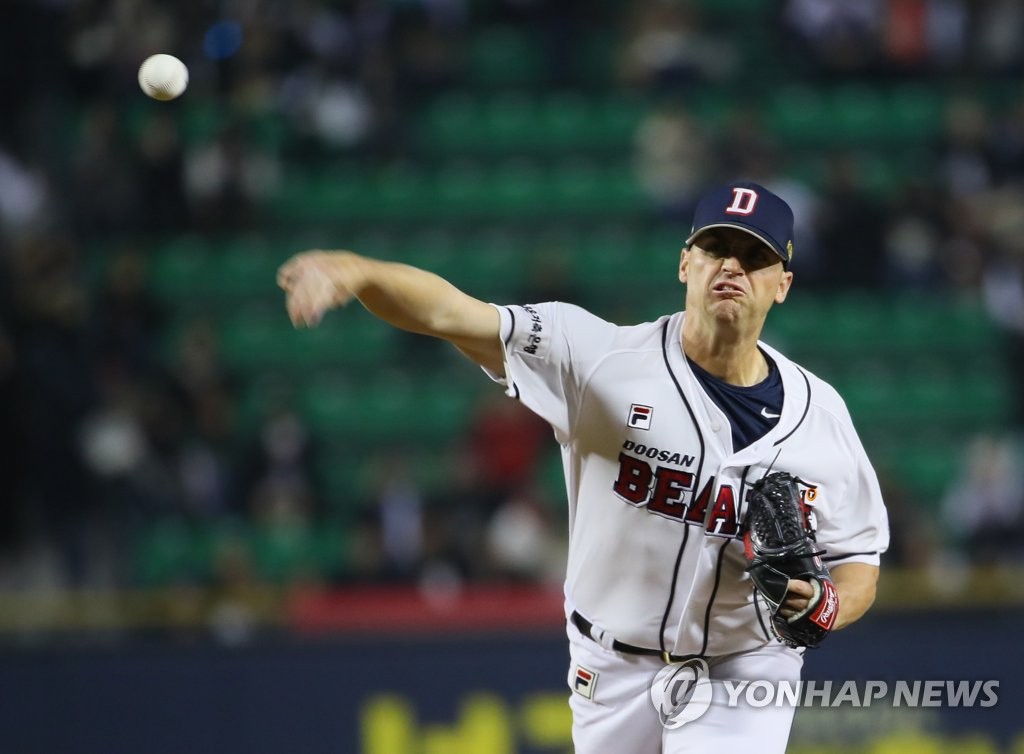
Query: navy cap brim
685 222 789 267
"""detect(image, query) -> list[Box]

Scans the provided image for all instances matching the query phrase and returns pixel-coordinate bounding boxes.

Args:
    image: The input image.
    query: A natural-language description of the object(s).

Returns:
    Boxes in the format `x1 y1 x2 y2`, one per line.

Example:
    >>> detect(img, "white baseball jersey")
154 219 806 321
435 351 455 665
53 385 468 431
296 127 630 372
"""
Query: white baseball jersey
486 302 889 658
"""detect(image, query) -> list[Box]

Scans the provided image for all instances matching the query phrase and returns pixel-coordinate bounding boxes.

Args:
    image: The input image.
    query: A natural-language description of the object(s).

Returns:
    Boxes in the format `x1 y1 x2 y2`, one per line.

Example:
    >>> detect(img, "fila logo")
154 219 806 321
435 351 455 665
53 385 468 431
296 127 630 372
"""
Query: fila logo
628 404 653 430
725 187 758 215
573 665 598 700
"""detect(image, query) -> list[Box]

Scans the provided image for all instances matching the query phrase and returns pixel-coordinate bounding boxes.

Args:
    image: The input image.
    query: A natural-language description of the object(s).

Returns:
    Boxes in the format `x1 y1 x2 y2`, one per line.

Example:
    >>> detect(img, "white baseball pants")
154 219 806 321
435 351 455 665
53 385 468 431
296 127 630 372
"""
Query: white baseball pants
566 619 804 754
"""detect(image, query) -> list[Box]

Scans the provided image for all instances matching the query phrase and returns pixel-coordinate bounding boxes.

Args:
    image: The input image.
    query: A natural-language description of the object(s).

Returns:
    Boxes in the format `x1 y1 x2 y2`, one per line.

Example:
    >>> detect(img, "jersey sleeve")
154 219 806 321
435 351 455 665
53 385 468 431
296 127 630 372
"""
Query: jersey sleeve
483 302 611 444
815 411 891 568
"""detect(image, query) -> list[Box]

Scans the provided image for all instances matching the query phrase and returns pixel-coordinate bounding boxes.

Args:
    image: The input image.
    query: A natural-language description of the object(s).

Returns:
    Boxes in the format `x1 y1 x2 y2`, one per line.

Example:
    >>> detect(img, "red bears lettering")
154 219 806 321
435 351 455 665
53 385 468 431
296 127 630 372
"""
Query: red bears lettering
613 455 739 536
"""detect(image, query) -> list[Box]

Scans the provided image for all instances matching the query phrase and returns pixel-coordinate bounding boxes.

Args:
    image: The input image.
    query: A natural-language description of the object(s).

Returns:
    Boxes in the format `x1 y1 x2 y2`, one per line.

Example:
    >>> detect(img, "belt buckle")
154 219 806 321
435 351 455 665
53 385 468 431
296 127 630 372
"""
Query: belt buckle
661 650 674 664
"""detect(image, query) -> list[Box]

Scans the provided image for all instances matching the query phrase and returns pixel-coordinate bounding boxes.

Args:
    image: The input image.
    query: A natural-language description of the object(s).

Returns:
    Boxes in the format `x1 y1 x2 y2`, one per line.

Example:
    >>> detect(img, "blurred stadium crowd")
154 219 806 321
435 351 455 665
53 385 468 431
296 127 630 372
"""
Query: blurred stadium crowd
2 0 1024 598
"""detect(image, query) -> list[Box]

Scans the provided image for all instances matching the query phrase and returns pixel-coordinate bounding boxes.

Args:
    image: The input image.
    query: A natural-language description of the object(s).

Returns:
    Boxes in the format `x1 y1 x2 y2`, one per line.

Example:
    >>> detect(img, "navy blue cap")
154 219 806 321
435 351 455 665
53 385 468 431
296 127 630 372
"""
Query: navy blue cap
685 181 795 268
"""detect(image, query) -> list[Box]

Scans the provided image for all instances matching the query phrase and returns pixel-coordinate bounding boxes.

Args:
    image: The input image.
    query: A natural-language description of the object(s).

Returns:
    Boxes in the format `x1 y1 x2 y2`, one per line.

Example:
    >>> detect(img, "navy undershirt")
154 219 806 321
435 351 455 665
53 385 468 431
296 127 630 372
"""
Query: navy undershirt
687 350 784 451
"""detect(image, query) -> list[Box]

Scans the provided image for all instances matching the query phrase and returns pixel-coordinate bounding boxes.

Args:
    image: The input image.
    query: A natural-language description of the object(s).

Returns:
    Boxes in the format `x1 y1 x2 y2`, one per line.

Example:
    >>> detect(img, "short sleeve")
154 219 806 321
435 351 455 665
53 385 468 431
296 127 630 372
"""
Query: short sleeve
816 420 890 567
482 302 612 444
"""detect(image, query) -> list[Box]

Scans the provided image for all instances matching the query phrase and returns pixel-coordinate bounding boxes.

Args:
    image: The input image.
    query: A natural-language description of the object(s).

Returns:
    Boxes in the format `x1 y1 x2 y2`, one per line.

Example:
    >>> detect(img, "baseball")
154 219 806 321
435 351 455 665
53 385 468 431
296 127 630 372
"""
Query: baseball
138 54 189 101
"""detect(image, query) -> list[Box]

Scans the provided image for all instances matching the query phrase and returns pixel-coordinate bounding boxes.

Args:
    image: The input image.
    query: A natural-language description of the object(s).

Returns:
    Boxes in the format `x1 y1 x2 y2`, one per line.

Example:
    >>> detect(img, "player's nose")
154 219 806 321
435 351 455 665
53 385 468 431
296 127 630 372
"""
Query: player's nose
720 255 744 274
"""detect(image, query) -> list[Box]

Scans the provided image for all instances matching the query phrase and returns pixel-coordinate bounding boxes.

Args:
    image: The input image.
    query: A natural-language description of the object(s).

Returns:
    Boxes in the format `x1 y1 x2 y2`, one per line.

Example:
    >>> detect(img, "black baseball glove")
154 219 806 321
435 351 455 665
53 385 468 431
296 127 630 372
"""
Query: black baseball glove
743 472 838 648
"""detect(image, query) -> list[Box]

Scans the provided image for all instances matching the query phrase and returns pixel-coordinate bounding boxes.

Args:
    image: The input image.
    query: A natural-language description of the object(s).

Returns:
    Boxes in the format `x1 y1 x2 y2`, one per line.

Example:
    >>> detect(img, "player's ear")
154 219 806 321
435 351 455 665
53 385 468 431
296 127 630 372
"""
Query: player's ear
774 270 794 304
679 248 690 284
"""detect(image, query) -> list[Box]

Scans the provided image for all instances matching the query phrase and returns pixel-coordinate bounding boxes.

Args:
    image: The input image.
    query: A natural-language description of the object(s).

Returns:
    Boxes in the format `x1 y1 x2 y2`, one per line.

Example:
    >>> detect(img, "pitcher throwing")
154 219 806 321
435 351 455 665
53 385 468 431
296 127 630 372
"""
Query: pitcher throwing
277 181 890 753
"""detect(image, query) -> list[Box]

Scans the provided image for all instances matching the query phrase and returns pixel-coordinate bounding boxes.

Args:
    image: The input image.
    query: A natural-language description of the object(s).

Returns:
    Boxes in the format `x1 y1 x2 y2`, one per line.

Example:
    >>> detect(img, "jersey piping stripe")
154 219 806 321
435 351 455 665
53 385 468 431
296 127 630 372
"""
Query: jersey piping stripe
700 464 751 653
741 469 770 643
699 538 732 656
502 308 520 399
659 524 692 655
752 588 772 641
773 367 811 446
658 318 706 656
503 306 516 348
822 551 878 563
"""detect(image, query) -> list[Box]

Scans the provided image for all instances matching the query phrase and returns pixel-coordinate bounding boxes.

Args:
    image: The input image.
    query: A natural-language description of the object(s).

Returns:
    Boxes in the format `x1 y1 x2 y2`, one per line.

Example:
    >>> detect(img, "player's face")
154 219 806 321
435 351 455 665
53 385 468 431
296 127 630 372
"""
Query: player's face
679 229 793 327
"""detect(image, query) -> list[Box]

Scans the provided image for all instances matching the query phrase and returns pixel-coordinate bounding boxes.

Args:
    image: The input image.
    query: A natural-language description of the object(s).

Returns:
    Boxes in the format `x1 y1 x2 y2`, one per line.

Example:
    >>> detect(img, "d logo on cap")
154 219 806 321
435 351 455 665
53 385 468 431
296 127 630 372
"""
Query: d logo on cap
724 187 759 216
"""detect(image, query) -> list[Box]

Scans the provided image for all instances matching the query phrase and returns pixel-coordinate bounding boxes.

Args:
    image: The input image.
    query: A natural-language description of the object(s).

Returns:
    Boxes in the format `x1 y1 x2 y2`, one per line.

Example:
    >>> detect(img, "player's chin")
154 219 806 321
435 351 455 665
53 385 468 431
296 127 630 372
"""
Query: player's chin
708 300 744 322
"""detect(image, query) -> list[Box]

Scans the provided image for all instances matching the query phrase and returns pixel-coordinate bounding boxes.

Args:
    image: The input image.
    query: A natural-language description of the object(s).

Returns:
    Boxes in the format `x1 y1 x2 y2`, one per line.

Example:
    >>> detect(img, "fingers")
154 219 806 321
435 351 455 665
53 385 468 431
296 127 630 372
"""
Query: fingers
778 579 813 618
277 251 316 292
280 252 349 328
785 579 815 599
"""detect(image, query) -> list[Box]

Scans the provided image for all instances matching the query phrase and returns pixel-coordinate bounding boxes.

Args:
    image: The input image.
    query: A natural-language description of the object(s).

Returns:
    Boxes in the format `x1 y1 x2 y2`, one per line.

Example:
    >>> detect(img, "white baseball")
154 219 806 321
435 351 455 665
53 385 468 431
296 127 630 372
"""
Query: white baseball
138 54 189 101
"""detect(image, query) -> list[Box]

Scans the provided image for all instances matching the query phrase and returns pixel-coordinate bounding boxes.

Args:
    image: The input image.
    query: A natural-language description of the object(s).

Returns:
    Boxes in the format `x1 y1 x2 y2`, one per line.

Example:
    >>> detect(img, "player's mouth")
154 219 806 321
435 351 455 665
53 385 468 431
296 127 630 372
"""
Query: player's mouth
711 281 744 298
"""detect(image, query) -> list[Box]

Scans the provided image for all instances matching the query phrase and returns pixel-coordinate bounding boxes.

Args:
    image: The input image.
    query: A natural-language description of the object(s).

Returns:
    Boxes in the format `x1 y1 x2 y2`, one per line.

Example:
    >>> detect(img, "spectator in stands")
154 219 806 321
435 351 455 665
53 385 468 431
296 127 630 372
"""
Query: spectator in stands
782 0 883 74
633 101 712 221
618 0 735 91
941 434 1024 564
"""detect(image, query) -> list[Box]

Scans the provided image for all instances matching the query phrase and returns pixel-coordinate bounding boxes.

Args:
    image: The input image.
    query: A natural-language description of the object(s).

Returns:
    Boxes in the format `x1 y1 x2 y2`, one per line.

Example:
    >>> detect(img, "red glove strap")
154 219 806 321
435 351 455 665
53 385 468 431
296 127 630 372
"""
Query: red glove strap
808 579 839 631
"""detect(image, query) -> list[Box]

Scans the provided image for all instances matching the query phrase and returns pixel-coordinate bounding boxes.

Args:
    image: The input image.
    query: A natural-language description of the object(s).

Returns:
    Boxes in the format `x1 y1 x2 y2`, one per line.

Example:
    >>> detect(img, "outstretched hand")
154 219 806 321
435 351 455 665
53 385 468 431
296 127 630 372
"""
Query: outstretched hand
277 251 356 327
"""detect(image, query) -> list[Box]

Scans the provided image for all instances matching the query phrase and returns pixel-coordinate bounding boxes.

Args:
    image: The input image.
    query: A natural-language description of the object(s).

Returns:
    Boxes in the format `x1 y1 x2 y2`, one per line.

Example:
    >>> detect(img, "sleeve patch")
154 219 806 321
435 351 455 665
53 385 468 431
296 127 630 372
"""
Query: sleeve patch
510 304 549 358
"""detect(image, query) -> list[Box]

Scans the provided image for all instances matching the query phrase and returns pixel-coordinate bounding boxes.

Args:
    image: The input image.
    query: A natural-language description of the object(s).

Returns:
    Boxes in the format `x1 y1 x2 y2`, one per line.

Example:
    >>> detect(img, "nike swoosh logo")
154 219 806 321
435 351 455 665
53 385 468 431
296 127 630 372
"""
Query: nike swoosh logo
760 407 781 419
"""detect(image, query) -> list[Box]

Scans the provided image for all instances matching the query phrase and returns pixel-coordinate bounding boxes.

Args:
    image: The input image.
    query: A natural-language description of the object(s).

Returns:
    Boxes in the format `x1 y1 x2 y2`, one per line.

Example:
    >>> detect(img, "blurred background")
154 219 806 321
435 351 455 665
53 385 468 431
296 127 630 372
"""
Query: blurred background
1 0 1024 752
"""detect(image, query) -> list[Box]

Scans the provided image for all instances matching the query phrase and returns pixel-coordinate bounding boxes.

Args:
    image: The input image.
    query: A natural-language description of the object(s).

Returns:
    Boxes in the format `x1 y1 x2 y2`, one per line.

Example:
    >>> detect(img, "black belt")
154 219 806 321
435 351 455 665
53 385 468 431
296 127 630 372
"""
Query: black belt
571 611 696 664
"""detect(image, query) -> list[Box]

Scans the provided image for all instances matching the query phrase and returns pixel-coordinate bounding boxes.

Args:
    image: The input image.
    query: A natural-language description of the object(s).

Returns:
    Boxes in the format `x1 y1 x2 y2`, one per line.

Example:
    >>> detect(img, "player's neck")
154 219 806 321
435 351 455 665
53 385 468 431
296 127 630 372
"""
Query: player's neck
681 320 767 386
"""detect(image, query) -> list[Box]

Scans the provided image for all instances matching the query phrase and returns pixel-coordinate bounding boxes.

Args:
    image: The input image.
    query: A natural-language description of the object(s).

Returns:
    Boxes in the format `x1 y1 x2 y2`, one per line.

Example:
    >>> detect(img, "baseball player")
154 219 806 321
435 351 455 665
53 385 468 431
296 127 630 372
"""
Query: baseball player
277 181 889 753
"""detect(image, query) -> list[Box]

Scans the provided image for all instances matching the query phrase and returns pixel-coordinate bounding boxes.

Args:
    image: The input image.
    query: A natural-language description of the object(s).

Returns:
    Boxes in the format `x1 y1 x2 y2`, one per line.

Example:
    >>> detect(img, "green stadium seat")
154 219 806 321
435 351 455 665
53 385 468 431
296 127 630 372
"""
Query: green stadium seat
762 295 830 351
301 376 363 436
348 377 423 440
454 228 528 295
886 85 944 142
317 448 376 511
485 92 540 150
569 31 617 86
897 367 961 422
270 169 371 223
179 101 226 146
855 153 904 198
537 92 594 148
465 27 546 86
134 519 207 586
826 295 890 351
432 161 492 217
417 379 479 438
690 89 737 131
150 235 217 301
309 525 351 579
593 95 646 146
768 86 829 145
216 238 284 298
897 443 961 501
960 371 1014 428
490 161 549 217
221 307 396 372
250 522 317 584
349 228 401 259
945 299 1000 349
371 164 431 219
570 225 643 287
548 159 606 214
297 316 394 370
219 309 294 370
419 92 483 152
835 367 900 426
237 374 298 431
602 161 648 211
829 85 888 144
